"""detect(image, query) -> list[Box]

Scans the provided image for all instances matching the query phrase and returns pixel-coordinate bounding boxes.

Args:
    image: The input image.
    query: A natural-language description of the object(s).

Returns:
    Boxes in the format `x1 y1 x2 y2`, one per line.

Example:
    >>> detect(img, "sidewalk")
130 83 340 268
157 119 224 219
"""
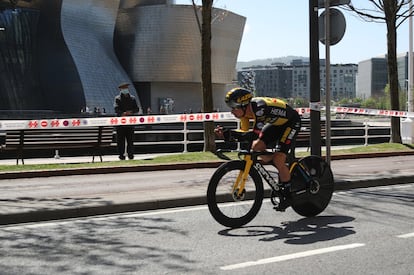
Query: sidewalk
0 153 179 165
0 152 413 226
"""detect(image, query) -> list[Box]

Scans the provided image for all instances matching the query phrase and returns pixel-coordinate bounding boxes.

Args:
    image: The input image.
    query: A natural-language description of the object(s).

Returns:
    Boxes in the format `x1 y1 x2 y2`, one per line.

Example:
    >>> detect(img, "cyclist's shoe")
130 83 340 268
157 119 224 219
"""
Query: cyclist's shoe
274 182 291 211
274 198 290 212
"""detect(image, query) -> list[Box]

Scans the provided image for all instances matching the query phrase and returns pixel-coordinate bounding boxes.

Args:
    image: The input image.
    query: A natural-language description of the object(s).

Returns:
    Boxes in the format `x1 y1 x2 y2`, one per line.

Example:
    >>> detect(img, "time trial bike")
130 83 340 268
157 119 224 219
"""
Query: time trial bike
206 148 334 228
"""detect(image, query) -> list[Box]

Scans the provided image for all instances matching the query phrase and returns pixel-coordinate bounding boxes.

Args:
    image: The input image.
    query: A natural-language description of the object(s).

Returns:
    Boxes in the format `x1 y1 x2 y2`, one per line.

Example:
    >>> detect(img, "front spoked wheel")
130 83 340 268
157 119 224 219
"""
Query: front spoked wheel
290 156 334 217
207 160 264 228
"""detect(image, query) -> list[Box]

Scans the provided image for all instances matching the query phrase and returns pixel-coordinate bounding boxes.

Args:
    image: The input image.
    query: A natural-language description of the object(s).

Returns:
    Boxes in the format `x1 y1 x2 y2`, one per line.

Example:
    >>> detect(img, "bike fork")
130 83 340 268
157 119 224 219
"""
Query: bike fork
233 155 254 197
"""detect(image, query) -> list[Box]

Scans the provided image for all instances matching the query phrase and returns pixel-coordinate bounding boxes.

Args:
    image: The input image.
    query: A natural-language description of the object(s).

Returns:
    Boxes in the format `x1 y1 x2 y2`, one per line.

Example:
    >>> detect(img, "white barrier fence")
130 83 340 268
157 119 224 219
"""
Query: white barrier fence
0 112 235 130
0 106 413 131
2 105 413 154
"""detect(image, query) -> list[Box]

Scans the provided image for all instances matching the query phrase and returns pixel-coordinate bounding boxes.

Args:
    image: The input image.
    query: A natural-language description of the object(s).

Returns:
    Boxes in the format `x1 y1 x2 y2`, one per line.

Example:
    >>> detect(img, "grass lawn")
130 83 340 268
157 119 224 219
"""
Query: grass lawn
0 143 412 173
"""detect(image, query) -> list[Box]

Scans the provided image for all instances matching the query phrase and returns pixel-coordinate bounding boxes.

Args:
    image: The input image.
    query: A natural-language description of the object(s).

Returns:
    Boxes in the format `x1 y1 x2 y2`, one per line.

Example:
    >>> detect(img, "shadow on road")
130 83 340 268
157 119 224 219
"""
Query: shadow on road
218 215 355 244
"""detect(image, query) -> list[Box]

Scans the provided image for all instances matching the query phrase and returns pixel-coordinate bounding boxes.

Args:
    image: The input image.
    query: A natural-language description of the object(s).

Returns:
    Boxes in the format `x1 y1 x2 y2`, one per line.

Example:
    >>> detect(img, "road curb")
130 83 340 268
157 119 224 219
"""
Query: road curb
334 175 414 190
0 162 224 180
0 196 208 226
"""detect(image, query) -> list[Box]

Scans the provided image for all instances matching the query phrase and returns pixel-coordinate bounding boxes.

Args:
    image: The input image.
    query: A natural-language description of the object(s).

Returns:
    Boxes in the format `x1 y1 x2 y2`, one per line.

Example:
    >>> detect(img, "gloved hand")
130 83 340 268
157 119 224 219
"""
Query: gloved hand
214 125 234 142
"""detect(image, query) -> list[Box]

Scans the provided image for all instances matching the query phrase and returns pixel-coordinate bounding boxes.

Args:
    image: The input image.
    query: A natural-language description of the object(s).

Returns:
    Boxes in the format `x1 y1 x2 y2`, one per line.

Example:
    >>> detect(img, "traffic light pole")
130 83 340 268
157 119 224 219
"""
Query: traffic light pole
309 0 322 157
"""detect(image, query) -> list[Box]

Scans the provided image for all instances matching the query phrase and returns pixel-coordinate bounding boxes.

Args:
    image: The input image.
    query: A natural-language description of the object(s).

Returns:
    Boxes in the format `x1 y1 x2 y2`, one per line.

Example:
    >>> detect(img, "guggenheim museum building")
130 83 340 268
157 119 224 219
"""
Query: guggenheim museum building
0 0 245 116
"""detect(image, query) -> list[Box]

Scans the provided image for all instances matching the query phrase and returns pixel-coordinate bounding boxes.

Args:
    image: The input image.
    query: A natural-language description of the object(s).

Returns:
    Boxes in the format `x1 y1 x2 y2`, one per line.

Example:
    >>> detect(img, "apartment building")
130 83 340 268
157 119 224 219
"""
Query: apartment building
239 60 357 101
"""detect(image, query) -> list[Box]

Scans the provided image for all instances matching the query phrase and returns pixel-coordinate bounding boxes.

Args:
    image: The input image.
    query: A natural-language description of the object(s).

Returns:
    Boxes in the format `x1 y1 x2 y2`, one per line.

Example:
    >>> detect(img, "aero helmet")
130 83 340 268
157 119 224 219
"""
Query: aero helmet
225 88 253 108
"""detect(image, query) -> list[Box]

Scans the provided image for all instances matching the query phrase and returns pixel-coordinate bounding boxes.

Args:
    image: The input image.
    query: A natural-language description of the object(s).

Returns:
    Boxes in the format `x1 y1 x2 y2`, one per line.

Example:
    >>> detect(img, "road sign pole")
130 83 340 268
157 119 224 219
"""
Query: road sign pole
309 0 322 157
325 0 332 165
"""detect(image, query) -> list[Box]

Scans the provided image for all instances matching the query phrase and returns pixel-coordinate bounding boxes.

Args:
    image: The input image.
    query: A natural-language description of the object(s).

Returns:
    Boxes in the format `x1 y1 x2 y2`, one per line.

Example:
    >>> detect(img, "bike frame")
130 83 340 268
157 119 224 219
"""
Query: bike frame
233 152 280 196
233 151 312 196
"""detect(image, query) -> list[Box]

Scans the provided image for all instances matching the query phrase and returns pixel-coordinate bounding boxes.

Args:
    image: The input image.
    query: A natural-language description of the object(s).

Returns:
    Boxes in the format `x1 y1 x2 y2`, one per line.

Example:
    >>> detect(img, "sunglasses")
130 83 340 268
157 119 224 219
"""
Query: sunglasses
231 107 243 111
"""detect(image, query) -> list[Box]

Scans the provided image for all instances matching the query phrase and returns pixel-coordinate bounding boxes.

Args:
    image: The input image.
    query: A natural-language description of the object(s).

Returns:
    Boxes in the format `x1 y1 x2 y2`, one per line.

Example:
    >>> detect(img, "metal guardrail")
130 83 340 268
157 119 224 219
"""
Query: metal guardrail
129 119 391 152
330 124 391 146
131 120 240 152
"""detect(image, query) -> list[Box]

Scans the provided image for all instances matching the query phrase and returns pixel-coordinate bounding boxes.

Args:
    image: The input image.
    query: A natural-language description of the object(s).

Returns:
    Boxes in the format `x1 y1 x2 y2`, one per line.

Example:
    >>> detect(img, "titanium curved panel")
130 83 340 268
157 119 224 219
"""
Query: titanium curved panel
115 5 245 84
61 0 141 114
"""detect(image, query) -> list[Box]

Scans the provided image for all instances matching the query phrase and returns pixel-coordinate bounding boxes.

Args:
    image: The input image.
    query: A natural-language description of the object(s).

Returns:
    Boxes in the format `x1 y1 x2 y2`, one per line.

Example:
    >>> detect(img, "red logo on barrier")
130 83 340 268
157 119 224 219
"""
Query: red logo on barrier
63 120 69 126
72 120 81 126
121 117 127 124
189 114 195 121
180 115 187 121
110 118 118 125
40 121 48 128
129 117 137 124
51 120 59 127
196 114 203 120
212 113 219 120
28 121 38 128
147 116 155 123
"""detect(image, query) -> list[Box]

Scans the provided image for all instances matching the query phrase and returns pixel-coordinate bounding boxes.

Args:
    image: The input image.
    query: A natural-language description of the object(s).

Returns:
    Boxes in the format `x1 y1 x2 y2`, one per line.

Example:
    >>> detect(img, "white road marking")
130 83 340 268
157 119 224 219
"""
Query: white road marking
220 243 366 270
396 232 414 239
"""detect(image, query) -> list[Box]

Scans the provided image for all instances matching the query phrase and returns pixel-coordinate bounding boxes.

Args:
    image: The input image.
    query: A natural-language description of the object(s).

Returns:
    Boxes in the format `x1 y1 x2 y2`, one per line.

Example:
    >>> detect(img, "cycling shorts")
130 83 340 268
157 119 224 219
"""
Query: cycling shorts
258 115 301 154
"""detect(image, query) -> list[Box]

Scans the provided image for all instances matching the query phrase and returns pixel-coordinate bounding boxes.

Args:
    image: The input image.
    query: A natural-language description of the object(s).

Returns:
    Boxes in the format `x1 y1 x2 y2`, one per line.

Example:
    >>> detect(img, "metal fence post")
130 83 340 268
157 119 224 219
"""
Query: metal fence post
183 121 188 152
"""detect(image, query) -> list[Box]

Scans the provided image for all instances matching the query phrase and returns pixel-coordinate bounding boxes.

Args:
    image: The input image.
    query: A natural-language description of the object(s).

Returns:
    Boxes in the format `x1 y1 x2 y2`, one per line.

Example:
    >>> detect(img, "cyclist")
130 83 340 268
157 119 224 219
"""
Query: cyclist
215 87 301 205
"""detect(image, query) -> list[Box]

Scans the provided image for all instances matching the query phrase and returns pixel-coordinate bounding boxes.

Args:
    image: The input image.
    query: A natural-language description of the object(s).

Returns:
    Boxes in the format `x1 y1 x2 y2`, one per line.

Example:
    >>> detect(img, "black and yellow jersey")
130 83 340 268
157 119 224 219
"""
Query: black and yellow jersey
239 97 298 134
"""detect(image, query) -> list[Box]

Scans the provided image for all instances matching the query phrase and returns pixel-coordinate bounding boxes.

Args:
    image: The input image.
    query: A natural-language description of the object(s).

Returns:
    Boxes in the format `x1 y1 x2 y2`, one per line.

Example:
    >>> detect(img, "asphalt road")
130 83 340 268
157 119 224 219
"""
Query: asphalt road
0 183 412 274
0 155 414 225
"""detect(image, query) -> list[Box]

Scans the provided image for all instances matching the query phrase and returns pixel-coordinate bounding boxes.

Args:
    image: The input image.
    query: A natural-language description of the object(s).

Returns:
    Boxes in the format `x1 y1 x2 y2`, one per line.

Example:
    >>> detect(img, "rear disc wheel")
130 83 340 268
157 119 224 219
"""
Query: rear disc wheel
290 156 334 217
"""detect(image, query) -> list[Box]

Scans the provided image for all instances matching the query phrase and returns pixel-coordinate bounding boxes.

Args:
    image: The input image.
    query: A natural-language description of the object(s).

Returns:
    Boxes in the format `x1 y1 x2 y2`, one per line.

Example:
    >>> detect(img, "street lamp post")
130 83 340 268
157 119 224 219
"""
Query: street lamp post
408 0 413 113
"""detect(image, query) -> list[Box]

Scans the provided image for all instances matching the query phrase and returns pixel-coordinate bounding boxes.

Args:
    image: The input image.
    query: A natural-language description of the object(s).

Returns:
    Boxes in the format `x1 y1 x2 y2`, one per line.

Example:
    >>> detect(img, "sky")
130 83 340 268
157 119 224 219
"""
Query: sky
174 0 411 64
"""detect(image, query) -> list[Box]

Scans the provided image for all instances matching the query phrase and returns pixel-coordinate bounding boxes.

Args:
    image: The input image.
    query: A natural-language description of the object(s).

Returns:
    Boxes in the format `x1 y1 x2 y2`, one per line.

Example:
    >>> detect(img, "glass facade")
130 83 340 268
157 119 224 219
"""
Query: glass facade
0 8 41 110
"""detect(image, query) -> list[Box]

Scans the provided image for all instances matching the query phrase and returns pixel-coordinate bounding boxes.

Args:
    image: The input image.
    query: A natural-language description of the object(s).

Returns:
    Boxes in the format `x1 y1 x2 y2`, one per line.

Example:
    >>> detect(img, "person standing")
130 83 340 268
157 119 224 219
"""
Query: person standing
114 83 139 160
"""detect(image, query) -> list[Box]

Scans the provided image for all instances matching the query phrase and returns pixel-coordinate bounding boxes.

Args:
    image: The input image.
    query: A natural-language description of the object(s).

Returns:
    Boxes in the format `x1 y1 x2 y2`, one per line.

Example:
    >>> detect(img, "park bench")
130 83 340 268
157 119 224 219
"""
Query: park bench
1 126 114 164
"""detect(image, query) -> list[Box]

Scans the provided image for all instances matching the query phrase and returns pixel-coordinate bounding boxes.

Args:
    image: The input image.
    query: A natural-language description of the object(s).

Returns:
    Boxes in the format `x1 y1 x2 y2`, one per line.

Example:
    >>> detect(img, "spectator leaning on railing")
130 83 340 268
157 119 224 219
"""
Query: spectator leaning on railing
114 83 139 160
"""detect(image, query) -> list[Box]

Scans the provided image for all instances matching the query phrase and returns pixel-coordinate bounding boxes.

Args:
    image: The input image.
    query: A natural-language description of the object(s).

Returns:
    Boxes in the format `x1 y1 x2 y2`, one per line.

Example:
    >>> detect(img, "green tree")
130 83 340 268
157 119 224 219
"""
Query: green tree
290 97 309 108
346 0 414 143
361 97 378 109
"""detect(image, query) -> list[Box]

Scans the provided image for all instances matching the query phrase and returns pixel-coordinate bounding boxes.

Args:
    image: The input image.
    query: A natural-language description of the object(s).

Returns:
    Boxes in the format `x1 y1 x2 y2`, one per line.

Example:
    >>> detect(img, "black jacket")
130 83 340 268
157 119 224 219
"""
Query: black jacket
114 94 139 116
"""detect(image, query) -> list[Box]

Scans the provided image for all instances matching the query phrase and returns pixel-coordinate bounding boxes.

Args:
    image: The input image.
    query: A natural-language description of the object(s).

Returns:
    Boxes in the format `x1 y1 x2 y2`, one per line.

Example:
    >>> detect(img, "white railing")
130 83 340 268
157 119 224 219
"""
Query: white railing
130 119 391 152
329 122 391 146
131 120 241 152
